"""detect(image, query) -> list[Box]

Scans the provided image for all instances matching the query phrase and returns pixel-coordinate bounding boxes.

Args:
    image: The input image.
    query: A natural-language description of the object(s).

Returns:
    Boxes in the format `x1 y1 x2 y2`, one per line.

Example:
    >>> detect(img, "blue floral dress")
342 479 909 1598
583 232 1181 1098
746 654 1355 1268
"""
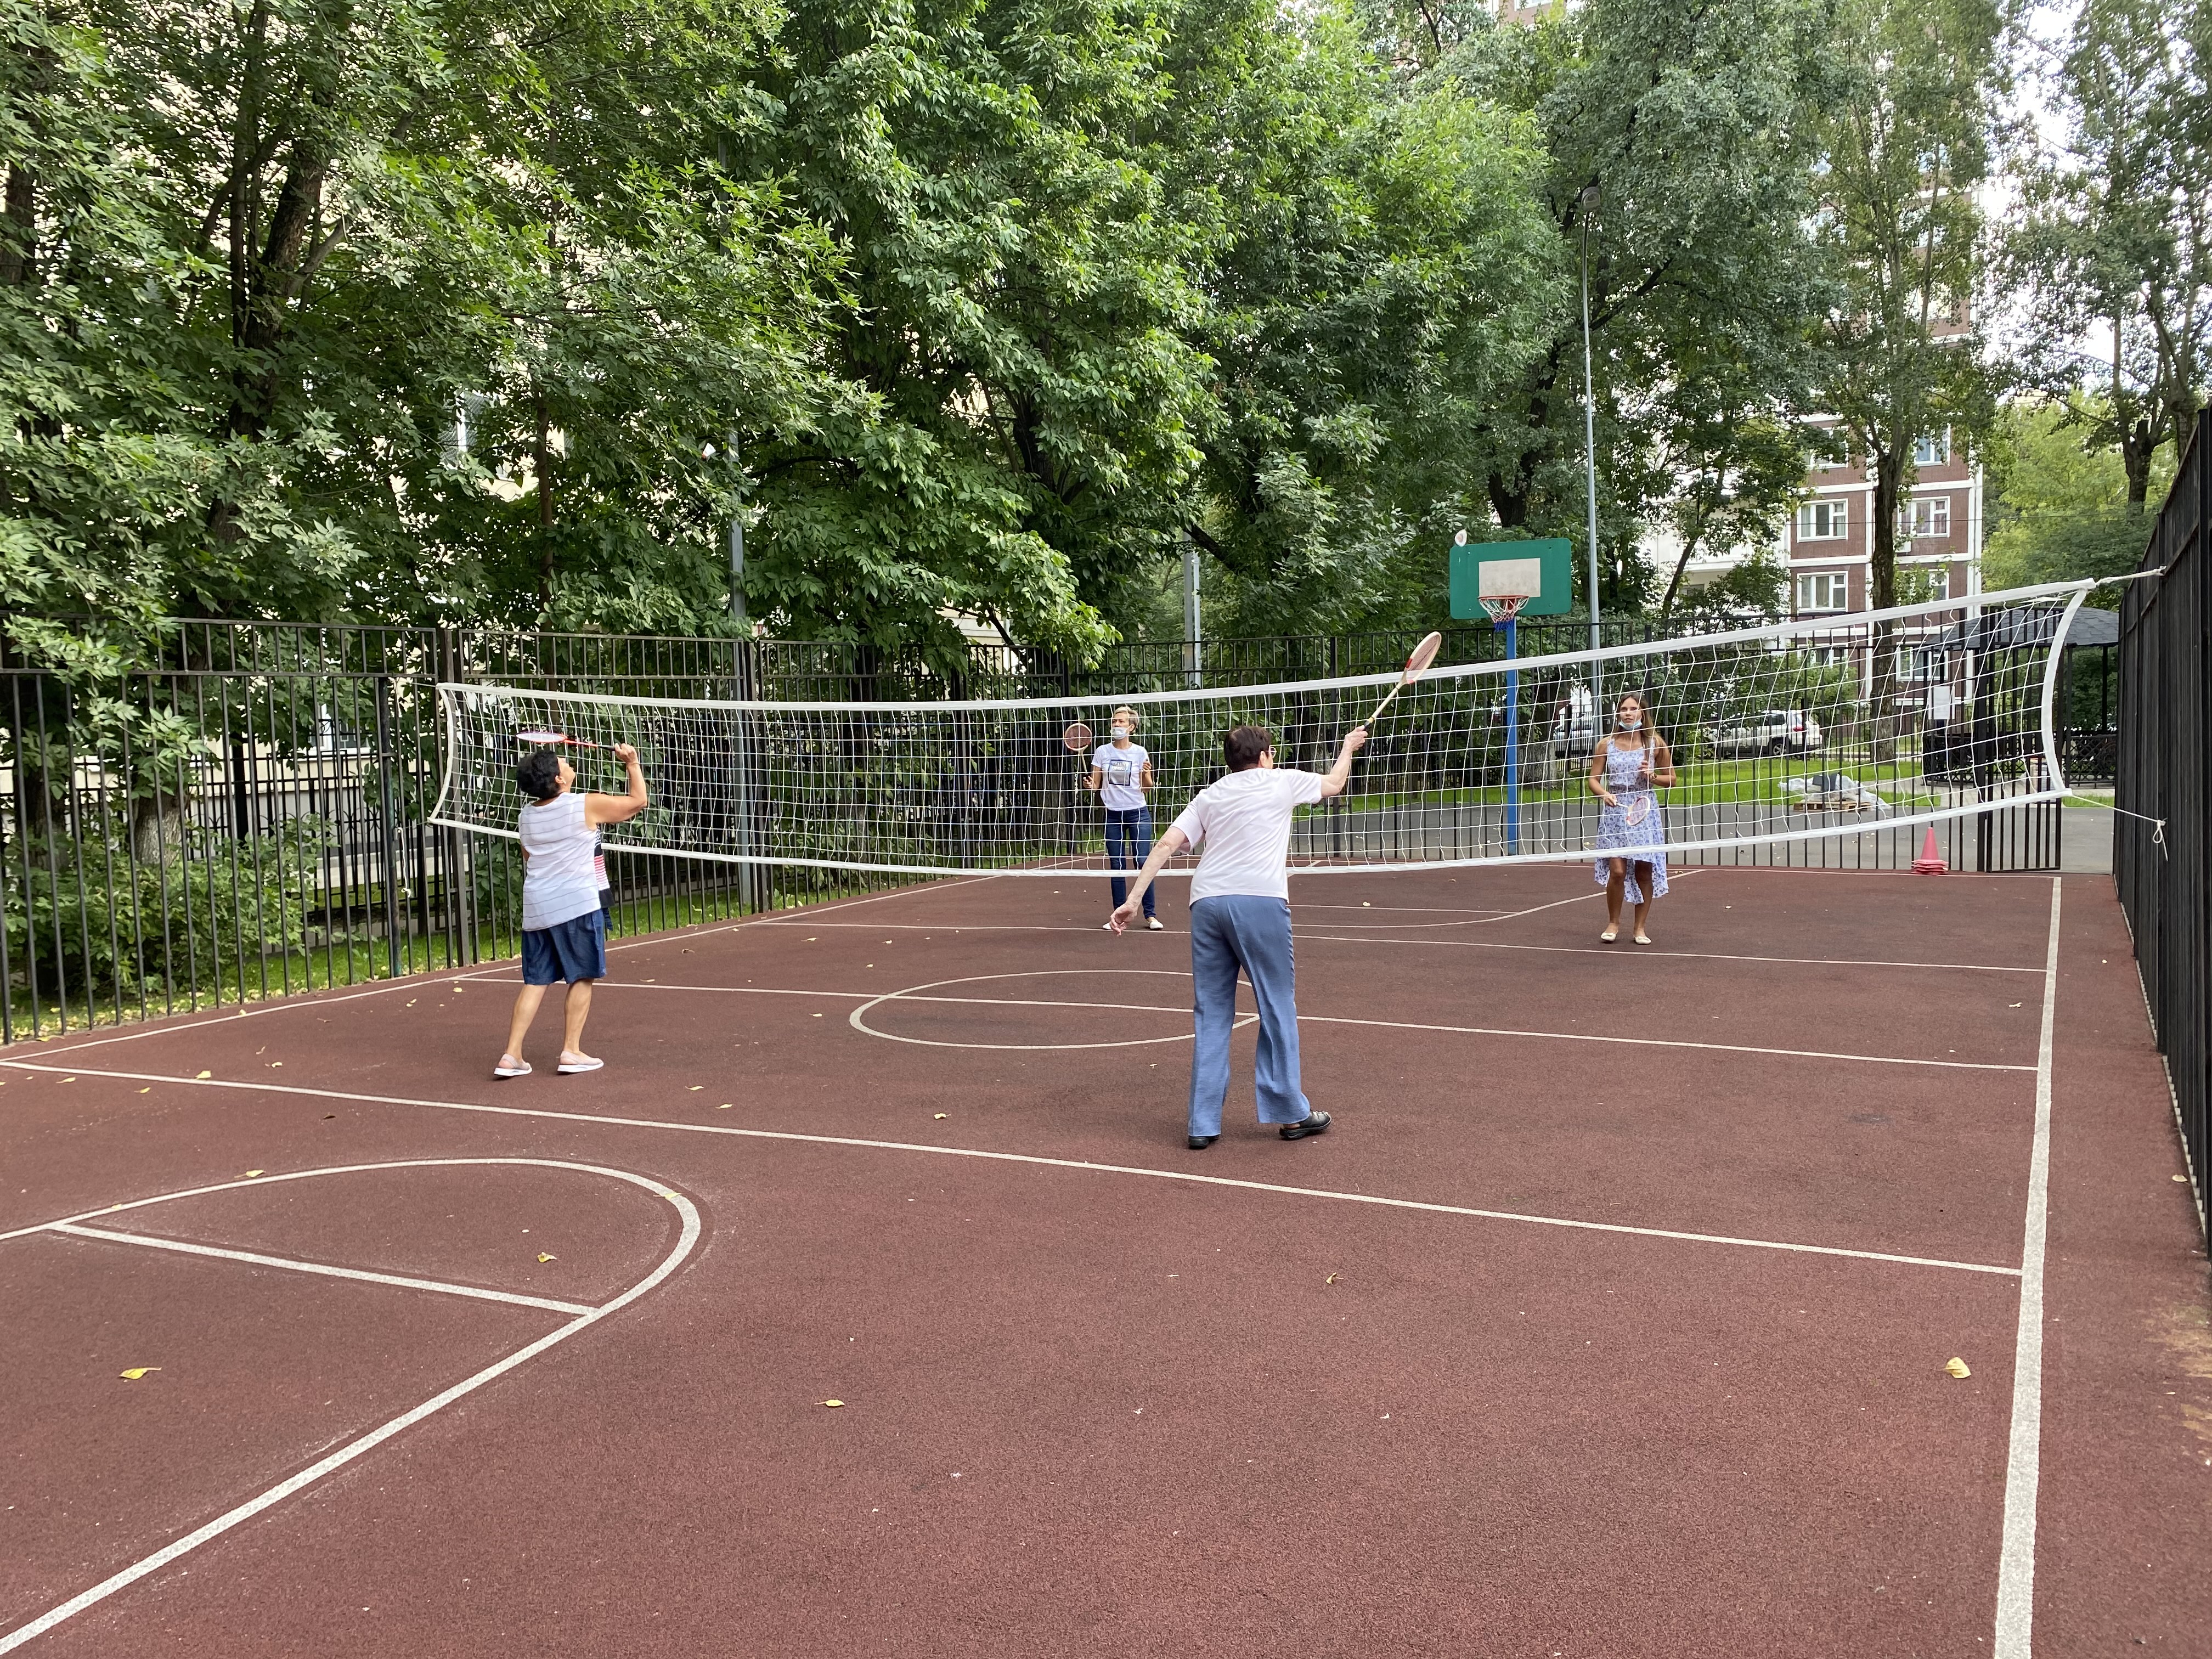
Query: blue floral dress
1593 738 1668 905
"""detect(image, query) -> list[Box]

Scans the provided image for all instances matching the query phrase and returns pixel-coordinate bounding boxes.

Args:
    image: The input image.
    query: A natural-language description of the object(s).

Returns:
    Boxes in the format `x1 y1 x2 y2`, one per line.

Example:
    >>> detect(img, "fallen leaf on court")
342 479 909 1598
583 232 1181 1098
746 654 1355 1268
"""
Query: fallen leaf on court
934 1113 949 1120
118 1368 160 1380
1944 1357 1971 1379
2008 1002 2023 1008
2177 1175 2191 1183
1362 901 1370 907
138 1087 150 1094
537 1252 557 1263
820 1399 845 1408
195 1070 211 1079
718 1104 732 1109
657 1190 677 1200
243 1170 264 1178
688 1085 703 1091
323 1114 336 1120
1325 1273 1341 1285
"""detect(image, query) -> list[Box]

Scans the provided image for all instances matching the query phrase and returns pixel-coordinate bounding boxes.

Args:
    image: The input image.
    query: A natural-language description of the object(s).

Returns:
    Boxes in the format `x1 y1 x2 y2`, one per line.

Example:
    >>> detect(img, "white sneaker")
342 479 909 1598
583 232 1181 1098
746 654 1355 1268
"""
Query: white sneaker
1147 916 1165 931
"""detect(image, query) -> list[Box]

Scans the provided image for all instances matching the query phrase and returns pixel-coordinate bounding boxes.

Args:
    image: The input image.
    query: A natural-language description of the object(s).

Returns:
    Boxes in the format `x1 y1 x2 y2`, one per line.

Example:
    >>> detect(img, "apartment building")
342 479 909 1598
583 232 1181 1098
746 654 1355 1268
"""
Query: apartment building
1787 427 1984 618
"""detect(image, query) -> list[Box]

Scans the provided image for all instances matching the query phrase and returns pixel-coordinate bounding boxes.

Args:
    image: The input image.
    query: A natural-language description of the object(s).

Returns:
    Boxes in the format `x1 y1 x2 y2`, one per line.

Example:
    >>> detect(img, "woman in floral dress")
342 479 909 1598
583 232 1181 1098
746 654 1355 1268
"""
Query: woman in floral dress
1588 691 1675 944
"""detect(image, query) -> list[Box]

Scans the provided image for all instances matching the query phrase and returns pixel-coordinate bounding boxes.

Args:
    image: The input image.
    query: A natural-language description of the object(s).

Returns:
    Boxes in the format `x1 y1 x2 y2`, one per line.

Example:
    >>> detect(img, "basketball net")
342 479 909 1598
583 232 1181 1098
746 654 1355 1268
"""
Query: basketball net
1479 595 1531 627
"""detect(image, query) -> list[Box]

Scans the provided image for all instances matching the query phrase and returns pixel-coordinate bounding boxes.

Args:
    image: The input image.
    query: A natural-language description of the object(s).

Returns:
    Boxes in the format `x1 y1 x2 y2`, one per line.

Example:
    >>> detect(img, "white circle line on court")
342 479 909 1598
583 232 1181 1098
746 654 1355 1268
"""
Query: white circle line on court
574 977 2031 1071
0 1060 2023 1280
0 1157 701 1656
849 968 1260 1051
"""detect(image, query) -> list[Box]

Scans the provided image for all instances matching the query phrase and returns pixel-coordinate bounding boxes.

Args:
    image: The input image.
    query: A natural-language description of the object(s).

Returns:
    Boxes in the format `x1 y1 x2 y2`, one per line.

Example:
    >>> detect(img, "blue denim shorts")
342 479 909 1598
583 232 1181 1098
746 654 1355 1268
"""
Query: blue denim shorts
521 909 607 985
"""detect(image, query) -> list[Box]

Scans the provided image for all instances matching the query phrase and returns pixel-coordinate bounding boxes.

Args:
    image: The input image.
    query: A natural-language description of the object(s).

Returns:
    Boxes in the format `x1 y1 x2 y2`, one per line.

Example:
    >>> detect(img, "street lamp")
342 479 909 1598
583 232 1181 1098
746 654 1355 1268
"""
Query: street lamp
1578 182 1602 687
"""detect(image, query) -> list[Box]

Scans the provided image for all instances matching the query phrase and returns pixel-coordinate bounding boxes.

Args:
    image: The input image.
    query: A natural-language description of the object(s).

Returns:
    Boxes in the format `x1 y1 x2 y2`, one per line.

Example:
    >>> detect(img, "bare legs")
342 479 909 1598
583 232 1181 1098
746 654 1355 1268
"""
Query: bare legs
500 979 598 1070
1602 858 1657 944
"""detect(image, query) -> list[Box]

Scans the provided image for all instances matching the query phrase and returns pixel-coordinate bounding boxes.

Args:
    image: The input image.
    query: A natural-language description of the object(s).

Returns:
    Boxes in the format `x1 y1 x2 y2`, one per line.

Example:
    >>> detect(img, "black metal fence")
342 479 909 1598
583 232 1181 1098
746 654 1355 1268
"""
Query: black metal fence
2118 409 2210 1230
2 603 2092 1041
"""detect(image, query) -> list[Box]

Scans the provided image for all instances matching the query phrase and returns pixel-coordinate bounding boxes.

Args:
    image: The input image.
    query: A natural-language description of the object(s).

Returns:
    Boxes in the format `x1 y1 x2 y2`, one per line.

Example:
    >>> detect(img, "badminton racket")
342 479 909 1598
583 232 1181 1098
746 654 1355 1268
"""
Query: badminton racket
516 727 603 751
1361 632 1443 727
1621 792 1655 828
1062 721 1094 754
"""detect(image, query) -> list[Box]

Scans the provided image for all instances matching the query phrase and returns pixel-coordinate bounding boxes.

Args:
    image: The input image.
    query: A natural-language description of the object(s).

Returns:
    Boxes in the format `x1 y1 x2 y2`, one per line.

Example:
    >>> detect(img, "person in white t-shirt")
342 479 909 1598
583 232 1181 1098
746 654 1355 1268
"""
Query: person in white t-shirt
1110 721 1367 1149
495 742 648 1080
1085 703 1164 930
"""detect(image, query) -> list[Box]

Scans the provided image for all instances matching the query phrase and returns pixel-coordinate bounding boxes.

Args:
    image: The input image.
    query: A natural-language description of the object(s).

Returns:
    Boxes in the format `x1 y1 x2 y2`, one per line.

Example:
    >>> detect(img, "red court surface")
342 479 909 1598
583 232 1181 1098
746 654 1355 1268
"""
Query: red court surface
1 865 2207 1656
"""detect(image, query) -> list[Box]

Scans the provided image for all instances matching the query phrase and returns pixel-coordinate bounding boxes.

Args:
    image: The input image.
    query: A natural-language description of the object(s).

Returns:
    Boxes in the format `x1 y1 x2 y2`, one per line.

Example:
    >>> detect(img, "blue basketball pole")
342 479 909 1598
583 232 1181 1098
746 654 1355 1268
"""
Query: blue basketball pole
1501 612 1520 853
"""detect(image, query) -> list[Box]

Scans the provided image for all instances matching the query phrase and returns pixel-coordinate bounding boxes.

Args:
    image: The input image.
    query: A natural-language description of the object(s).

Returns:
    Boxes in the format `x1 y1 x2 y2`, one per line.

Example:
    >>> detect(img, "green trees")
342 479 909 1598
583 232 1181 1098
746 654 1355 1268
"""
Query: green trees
1812 0 2006 624
2005 0 2211 521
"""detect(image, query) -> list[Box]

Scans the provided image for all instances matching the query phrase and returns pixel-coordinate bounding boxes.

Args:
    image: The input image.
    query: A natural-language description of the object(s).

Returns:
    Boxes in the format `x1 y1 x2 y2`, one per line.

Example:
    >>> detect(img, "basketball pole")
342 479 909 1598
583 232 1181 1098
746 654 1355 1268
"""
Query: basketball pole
1503 612 1521 853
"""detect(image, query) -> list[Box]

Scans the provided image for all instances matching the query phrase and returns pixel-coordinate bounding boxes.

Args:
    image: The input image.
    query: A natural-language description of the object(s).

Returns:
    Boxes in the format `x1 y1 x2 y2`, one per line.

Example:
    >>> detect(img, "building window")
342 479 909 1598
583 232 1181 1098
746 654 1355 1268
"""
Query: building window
1797 499 1849 540
1797 572 1849 611
1900 496 1951 538
1912 431 1951 467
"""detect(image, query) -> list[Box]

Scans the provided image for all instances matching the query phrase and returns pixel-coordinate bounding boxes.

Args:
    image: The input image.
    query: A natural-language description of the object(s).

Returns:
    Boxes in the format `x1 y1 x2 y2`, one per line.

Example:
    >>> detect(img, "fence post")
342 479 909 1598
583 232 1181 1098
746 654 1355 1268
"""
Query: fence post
374 674 402 980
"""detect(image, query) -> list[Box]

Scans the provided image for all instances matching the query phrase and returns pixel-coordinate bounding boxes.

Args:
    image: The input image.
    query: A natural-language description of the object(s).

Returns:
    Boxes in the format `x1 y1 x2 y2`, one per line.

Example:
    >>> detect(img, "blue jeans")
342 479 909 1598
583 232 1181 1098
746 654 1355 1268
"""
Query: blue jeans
1105 806 1155 917
1187 895 1310 1137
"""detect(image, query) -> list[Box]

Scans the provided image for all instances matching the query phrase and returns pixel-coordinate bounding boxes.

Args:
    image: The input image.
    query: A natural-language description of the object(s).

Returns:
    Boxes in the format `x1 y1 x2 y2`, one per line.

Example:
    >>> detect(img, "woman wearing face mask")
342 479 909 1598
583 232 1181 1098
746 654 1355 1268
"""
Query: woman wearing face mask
1588 691 1674 944
1088 704 1165 930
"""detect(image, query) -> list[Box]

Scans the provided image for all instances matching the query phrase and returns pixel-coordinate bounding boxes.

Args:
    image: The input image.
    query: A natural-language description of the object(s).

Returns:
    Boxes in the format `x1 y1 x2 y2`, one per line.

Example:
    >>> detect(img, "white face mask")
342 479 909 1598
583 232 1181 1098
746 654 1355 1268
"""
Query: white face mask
1111 726 1131 741
1617 714 1643 731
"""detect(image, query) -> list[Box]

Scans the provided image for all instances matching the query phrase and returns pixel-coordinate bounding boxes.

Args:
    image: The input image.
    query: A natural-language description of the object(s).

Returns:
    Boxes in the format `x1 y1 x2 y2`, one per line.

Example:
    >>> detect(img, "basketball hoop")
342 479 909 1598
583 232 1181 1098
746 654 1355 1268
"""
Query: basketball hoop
1480 594 1532 628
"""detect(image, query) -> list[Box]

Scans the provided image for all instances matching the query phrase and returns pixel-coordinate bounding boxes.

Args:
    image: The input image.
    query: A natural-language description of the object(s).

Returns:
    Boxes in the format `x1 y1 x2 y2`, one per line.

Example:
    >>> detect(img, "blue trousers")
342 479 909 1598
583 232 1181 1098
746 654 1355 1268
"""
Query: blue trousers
1105 806 1156 916
1187 895 1311 1136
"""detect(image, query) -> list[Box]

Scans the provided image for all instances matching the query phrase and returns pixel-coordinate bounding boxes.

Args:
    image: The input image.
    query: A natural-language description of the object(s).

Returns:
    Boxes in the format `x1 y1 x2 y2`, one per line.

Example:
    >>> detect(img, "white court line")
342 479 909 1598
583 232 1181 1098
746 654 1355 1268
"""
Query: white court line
0 1158 701 1656
1993 878 2062 1656
586 973 2030 1071
44 1222 597 1316
1296 933 2046 975
8 877 1007 1062
0 1061 2021 1277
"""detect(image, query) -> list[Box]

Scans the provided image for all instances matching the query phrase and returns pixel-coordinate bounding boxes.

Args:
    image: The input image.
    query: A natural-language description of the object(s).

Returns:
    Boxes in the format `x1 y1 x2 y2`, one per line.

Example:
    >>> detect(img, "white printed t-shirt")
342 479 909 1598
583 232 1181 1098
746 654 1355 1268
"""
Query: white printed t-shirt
1170 766 1327 904
518 791 601 930
1091 742 1150 812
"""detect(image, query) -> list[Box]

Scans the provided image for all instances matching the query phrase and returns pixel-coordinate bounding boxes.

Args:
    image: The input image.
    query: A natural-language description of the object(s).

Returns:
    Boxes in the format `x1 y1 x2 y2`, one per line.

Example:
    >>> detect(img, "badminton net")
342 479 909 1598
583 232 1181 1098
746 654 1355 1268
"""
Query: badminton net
430 582 2094 877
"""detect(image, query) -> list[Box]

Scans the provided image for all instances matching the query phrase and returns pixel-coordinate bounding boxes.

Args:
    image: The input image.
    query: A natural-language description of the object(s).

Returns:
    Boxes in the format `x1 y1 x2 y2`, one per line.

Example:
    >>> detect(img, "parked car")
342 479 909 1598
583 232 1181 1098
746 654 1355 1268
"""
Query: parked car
1708 708 1824 757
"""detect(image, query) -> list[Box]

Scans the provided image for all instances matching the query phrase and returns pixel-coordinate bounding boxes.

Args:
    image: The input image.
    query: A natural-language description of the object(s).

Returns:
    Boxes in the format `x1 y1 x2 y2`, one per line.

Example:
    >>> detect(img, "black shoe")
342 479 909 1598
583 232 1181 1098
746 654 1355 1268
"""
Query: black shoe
1278 1111 1331 1141
1188 1134 1218 1150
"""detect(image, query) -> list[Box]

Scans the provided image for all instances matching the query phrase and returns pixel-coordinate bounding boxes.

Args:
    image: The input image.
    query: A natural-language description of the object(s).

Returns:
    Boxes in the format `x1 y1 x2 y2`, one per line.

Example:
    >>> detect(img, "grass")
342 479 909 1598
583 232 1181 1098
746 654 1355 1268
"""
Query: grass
1332 754 1945 815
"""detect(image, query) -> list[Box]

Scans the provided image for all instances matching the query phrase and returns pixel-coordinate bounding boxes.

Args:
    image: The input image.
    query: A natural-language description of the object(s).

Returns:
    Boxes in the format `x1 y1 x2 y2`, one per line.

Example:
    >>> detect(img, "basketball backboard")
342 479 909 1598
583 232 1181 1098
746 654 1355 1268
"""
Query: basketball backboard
1448 535 1574 620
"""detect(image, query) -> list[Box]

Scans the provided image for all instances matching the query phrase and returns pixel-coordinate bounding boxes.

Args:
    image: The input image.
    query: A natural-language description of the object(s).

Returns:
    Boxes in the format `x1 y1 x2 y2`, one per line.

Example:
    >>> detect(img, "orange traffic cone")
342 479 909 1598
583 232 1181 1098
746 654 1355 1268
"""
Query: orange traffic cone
1911 825 1948 874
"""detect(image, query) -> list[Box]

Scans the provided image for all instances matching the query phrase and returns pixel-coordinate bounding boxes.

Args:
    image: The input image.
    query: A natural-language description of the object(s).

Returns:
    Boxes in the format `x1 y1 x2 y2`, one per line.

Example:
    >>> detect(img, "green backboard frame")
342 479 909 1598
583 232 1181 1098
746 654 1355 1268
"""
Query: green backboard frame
1448 537 1574 620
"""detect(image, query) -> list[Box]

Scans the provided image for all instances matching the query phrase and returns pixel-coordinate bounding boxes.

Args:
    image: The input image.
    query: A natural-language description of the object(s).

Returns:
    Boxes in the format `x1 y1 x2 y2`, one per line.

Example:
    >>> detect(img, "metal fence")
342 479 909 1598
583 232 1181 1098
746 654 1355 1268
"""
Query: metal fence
3 605 2090 1040
2118 408 2210 1231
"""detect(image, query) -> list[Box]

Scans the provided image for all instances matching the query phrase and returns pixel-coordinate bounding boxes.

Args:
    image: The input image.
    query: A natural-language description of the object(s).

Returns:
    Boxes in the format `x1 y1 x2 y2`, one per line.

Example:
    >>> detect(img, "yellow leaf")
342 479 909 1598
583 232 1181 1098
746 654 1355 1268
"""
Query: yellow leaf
1944 1357 1971 1379
718 1104 732 1109
195 1070 212 1080
243 1170 264 1178
934 1113 949 1120
118 1367 160 1380
538 1252 557 1263
688 1085 703 1091
138 1087 150 1094
1325 1273 1341 1285
820 1399 845 1408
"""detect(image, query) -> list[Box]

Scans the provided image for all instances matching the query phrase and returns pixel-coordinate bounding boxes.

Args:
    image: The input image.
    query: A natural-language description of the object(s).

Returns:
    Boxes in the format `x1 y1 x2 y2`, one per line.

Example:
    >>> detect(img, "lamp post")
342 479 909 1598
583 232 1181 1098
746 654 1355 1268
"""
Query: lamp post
1578 183 1602 696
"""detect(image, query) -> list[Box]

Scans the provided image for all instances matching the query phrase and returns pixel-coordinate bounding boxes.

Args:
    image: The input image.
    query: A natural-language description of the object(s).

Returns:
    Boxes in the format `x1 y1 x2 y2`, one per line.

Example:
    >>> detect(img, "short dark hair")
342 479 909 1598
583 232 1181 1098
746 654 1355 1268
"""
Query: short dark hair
517 748 565 801
1223 725 1273 771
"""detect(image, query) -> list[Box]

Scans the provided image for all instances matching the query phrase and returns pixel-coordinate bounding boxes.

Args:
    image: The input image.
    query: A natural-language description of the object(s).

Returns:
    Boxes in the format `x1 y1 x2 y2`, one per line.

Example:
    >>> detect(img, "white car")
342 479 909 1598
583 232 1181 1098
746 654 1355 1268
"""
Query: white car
1709 708 1824 756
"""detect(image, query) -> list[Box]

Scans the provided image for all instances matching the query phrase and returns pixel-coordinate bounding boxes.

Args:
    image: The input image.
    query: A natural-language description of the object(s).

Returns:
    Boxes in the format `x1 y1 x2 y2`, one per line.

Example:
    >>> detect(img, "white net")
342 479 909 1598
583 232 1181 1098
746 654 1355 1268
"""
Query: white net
431 583 2094 877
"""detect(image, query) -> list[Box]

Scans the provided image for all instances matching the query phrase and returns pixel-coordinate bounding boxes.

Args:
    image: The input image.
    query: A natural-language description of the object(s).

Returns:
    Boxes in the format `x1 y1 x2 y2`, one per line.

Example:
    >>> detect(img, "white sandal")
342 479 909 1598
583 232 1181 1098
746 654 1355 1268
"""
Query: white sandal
1599 926 1618 943
1633 932 1652 946
493 1057 532 1079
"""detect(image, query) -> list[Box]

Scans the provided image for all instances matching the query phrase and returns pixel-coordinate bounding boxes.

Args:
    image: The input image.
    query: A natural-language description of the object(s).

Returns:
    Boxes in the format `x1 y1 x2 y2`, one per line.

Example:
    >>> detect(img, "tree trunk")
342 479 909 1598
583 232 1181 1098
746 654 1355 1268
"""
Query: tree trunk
1869 440 1903 755
534 387 555 612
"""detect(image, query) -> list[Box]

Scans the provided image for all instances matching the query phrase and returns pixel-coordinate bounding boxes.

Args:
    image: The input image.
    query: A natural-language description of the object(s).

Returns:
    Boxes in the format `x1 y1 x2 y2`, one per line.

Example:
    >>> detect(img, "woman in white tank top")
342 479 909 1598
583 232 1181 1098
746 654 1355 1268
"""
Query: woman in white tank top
496 741 649 1079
